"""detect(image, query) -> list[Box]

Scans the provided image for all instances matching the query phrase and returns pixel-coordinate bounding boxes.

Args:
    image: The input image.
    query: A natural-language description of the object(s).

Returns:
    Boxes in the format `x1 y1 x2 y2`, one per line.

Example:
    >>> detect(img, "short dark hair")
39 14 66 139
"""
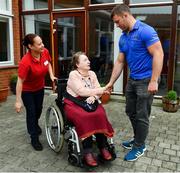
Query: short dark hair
111 4 131 19
22 33 38 49
71 51 86 70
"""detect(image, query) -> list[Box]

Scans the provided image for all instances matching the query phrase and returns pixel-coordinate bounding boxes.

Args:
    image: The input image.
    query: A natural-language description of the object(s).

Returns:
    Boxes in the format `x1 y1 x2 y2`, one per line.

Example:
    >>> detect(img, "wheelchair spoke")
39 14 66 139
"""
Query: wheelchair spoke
45 104 64 152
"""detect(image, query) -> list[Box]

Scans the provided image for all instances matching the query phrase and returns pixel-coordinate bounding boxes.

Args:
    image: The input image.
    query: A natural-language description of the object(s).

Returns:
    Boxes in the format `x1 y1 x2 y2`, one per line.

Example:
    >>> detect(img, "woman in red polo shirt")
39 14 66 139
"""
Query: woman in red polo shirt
15 33 56 151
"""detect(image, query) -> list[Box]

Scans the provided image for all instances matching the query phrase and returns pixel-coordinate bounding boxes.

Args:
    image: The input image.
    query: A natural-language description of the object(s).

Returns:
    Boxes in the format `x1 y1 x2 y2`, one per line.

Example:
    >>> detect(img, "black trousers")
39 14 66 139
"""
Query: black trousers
22 88 44 139
82 133 107 154
126 78 154 147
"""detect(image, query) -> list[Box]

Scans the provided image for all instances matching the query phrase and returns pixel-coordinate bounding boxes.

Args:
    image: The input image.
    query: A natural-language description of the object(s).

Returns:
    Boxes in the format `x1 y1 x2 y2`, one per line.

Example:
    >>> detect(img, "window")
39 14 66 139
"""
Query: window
23 14 51 85
23 14 50 51
174 6 180 95
0 18 10 62
0 0 8 11
0 0 12 14
89 10 114 85
130 0 172 4
56 16 83 78
53 0 83 9
0 0 14 66
90 0 123 4
22 0 48 11
131 6 172 96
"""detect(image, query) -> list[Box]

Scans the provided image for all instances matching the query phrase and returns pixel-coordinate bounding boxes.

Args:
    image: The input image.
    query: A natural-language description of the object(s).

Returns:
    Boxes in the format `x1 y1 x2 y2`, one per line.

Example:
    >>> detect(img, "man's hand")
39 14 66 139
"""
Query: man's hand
104 82 113 94
148 81 158 95
15 101 22 113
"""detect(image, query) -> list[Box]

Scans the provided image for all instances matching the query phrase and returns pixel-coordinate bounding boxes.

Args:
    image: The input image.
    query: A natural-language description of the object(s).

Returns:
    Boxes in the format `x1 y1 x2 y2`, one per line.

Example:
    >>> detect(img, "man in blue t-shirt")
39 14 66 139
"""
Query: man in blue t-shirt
105 4 164 161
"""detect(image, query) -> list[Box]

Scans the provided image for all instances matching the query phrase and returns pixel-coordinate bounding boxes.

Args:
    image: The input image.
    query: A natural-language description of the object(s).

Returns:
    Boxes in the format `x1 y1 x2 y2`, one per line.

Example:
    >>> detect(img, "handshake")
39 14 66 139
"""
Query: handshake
101 82 113 95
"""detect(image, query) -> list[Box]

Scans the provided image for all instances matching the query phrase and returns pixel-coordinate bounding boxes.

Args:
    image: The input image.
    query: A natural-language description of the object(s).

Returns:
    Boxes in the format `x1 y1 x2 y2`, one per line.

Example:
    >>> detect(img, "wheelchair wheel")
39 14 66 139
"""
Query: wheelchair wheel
67 140 83 167
108 144 117 160
45 103 64 152
68 154 80 166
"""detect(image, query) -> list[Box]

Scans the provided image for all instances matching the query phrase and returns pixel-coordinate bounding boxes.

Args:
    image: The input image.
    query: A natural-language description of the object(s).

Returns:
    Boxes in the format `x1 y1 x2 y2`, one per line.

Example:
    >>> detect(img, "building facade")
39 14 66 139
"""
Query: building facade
0 0 180 101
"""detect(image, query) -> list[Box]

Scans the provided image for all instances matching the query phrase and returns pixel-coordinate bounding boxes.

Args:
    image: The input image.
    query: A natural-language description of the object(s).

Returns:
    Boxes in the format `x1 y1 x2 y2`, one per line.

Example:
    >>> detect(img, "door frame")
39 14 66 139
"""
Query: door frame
52 11 86 77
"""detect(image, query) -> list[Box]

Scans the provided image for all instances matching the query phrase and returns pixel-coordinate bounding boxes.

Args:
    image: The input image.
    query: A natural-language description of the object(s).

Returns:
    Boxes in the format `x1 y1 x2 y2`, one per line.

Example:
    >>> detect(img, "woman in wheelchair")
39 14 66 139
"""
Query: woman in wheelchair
63 51 114 167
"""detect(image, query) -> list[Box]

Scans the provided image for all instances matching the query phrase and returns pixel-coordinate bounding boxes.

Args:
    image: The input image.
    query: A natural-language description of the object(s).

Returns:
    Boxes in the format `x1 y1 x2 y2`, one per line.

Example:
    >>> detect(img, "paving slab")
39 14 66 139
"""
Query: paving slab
0 93 179 172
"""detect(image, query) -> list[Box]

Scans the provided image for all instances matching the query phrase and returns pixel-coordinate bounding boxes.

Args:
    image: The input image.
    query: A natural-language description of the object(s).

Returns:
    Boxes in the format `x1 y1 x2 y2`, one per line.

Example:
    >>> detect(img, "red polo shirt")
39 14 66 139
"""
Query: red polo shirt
18 48 51 91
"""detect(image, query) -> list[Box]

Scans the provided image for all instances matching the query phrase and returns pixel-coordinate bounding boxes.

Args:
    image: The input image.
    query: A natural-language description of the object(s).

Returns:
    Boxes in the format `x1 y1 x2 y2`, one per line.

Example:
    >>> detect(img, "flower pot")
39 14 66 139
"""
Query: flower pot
100 93 110 104
162 96 179 112
0 87 9 103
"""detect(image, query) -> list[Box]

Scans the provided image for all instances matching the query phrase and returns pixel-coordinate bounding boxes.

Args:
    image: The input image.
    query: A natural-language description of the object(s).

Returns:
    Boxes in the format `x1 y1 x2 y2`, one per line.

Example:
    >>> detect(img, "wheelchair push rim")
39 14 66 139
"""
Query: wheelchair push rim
45 104 64 152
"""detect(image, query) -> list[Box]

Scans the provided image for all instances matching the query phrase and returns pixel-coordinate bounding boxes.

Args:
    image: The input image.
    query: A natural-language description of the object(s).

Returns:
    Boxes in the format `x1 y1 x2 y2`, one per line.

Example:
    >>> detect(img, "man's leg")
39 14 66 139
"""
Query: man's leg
125 79 137 138
124 78 153 161
134 78 153 147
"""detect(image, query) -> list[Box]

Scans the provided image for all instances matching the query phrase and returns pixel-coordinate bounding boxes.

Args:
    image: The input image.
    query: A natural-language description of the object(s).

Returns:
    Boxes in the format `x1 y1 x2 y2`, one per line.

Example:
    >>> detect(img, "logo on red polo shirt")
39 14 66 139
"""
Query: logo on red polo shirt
44 60 49 66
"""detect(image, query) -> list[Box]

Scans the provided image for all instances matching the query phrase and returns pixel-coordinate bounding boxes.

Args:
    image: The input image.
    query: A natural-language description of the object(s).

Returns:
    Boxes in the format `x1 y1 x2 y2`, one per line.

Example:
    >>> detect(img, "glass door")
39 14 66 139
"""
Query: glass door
53 12 85 79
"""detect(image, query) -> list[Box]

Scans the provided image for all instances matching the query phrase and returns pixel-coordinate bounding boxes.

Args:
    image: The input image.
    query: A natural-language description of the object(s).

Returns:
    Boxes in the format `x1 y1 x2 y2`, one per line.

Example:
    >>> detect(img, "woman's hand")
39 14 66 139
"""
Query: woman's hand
48 63 57 82
15 101 22 113
86 96 96 104
50 75 58 82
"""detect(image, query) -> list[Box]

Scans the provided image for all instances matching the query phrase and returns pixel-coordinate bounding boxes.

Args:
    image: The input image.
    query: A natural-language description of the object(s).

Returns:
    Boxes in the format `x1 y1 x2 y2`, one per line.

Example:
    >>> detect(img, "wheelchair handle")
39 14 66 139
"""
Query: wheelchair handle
52 79 58 93
52 78 68 93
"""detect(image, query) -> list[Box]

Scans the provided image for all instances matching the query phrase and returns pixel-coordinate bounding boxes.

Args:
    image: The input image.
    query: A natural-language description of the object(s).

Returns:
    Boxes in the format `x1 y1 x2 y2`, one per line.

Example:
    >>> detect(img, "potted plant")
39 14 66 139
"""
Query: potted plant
100 83 111 104
10 74 18 95
162 90 179 112
0 87 9 103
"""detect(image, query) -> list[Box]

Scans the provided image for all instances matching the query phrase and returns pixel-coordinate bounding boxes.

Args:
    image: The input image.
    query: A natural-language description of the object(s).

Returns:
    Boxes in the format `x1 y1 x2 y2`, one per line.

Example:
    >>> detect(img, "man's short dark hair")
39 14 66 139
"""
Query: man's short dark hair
111 4 131 19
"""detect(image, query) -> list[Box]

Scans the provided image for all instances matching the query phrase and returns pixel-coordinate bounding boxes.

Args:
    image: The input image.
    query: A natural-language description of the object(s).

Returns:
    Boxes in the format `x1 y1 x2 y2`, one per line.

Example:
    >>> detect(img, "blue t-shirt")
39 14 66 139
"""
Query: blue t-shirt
119 20 159 79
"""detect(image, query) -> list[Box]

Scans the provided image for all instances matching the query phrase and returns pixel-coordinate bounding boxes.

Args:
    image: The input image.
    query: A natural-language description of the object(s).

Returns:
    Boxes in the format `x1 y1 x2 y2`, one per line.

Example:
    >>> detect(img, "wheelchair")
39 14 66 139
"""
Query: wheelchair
45 79 116 167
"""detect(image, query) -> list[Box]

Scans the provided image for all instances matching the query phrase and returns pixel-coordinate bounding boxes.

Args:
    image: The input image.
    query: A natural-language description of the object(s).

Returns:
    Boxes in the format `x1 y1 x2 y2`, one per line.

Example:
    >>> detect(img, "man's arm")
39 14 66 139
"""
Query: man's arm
148 41 164 94
106 52 125 89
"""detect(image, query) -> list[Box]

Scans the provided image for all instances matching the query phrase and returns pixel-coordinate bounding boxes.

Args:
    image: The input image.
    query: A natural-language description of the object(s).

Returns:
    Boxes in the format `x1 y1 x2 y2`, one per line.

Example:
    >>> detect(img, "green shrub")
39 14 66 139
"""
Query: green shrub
10 74 18 84
100 83 106 87
166 90 177 101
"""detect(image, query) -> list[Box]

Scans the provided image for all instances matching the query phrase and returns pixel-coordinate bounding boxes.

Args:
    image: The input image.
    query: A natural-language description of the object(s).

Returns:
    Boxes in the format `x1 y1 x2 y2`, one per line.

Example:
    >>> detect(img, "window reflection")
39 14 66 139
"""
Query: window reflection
57 17 82 78
53 0 83 9
22 0 48 10
91 0 122 4
24 14 50 50
130 0 172 3
131 6 171 96
89 10 114 84
0 18 9 62
23 14 51 85
0 0 7 11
